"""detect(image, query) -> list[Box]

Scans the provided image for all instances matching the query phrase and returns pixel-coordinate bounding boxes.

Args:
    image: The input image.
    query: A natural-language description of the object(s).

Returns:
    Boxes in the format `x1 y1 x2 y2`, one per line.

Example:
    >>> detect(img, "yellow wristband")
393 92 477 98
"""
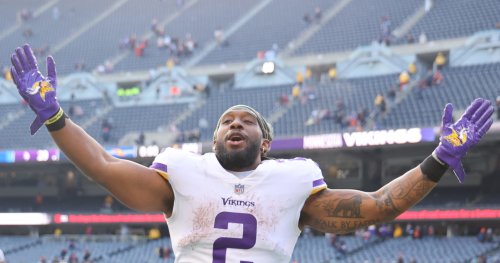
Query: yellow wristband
45 108 64 125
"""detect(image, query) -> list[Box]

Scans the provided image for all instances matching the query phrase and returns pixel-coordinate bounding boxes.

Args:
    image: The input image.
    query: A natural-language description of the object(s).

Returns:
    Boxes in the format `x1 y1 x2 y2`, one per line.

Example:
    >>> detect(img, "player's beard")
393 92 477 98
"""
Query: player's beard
215 139 261 171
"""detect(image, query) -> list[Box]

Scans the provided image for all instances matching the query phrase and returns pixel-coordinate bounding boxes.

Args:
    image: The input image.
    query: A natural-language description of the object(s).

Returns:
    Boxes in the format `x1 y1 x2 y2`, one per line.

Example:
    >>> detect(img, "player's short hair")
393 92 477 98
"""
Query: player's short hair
213 105 274 143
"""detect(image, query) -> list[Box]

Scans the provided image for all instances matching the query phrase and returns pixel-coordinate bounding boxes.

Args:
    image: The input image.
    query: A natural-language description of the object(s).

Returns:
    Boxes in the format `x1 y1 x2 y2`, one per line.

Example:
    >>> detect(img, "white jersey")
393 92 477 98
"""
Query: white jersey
151 147 327 263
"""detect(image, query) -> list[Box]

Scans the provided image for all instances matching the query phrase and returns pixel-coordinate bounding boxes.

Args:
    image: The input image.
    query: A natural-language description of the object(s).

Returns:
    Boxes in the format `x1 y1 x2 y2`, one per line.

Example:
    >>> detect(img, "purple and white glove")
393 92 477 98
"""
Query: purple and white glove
10 44 60 135
434 98 494 183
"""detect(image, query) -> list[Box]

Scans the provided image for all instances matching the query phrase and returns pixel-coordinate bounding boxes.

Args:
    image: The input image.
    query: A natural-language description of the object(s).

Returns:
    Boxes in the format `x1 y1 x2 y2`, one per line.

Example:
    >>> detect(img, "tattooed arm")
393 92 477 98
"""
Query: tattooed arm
299 166 437 234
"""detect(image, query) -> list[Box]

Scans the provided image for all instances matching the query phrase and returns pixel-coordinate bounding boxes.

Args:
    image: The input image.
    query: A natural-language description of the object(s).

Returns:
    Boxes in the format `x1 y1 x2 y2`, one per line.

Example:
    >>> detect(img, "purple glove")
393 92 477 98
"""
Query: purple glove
434 98 494 183
10 44 60 135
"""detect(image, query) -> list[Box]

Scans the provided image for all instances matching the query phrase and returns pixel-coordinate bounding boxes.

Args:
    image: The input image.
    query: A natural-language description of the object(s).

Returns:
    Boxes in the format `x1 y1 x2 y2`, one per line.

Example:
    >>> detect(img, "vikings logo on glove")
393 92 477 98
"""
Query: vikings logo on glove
27 81 54 102
444 128 468 147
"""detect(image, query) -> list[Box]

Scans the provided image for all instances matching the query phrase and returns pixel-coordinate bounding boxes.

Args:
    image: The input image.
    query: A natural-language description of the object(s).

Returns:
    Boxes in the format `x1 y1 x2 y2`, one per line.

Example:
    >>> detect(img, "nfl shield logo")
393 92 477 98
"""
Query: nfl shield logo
234 184 245 195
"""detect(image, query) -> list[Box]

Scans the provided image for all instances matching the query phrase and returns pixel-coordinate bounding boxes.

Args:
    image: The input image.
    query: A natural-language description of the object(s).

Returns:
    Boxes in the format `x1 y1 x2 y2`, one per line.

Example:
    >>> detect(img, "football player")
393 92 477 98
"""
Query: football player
10 44 494 263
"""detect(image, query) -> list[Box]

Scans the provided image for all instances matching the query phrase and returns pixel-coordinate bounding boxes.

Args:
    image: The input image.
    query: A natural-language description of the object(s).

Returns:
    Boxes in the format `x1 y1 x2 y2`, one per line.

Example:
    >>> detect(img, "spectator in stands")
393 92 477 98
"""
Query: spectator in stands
413 225 422 239
314 7 322 22
421 68 434 88
38 256 47 263
278 94 289 106
85 225 93 236
399 71 410 92
432 69 443 86
101 118 112 142
357 108 368 127
427 225 435 237
405 223 414 236
17 8 32 22
387 86 397 102
136 132 145 145
374 94 386 115
328 67 337 81
291 84 301 101
486 228 494 242
83 250 91 262
408 62 417 76
164 246 172 258
69 253 78 263
214 27 227 47
74 60 86 71
120 224 129 241
434 52 446 70
2 67 12 81
34 192 43 211
303 13 312 25
60 249 68 261
296 71 304 86
406 33 415 44
23 28 33 38
379 16 392 45
149 226 161 240
393 224 403 238
128 34 137 50
419 32 427 43
158 246 165 258
477 254 488 263
103 194 114 212
0 248 4 263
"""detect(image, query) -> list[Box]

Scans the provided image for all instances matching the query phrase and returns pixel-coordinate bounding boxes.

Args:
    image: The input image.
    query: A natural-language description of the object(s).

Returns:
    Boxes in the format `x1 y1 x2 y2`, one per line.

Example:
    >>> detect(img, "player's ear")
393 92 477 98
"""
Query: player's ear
261 139 270 154
212 140 216 152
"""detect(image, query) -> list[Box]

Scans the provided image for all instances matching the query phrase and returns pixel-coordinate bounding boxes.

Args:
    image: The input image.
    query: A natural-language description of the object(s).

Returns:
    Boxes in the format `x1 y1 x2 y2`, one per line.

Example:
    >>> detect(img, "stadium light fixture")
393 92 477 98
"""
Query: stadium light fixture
261 61 275 74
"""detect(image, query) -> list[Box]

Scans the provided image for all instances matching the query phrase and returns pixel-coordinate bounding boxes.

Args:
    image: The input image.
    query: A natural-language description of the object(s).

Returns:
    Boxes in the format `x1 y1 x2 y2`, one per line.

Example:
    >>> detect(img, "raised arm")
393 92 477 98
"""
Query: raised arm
300 167 435 234
300 98 494 234
10 44 174 214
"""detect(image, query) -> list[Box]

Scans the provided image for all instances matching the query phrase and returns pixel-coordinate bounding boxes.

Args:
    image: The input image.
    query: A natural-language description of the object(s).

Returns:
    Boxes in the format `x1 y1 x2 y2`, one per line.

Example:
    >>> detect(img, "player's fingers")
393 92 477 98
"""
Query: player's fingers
15 47 30 73
23 44 38 70
441 103 453 126
461 98 484 121
475 106 494 128
46 56 57 85
477 118 493 138
10 66 20 87
470 100 492 123
11 54 24 75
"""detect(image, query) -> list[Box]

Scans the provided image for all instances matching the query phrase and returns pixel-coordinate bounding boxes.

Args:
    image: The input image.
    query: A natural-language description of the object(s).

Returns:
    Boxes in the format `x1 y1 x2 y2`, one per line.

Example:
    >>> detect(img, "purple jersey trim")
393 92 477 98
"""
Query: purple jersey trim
150 162 168 173
312 179 326 188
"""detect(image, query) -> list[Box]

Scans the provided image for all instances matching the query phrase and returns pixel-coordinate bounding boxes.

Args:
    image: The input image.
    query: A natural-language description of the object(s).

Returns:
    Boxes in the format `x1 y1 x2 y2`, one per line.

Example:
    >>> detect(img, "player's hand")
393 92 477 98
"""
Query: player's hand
10 44 60 135
434 98 494 183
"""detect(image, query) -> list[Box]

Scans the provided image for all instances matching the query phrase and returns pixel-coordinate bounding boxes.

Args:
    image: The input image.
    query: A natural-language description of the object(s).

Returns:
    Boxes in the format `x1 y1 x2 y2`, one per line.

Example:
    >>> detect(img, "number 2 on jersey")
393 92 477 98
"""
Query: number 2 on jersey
212 212 257 263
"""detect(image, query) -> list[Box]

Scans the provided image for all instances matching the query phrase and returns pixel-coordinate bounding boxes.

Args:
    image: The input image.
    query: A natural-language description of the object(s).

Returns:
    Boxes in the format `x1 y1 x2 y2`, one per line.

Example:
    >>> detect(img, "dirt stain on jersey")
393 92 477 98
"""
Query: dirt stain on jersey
178 201 218 248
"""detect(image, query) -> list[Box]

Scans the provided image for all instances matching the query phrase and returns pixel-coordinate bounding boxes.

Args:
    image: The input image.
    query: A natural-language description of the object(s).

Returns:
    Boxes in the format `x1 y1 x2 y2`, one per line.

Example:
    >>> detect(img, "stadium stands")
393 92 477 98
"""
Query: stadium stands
380 63 500 130
274 74 397 137
198 0 337 65
293 0 421 55
114 0 260 71
0 2 499 263
177 84 291 141
406 0 500 43
2 234 498 263
339 236 499 263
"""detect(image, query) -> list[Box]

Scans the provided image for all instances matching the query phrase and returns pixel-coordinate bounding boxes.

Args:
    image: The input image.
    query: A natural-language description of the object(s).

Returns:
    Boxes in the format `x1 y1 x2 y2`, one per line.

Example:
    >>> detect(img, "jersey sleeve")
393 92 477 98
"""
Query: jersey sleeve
305 159 327 195
149 147 190 182
149 148 172 181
